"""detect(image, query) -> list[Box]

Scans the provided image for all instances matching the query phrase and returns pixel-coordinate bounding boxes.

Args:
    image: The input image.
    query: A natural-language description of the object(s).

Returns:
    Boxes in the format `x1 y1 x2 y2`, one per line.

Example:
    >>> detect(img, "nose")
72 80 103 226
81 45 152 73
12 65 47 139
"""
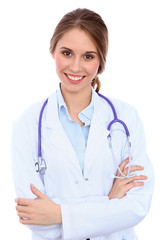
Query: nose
69 56 82 73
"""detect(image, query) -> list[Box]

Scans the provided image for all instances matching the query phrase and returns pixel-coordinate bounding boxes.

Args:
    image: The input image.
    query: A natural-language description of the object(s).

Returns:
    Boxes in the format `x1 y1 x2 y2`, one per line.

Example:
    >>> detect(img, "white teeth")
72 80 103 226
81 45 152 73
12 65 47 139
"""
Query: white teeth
67 74 83 81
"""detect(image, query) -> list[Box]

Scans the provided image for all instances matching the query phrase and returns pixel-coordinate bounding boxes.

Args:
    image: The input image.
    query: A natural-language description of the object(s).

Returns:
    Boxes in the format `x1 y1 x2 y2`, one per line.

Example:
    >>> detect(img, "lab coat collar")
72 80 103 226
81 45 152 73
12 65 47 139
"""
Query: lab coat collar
45 87 111 177
45 90 82 175
84 90 110 174
45 88 111 129
56 84 94 126
45 90 61 129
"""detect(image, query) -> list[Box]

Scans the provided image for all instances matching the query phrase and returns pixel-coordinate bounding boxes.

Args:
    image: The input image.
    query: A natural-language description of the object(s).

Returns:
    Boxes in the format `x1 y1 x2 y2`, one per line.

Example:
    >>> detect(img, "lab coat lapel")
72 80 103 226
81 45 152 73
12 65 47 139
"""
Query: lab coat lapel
44 92 81 174
84 91 110 175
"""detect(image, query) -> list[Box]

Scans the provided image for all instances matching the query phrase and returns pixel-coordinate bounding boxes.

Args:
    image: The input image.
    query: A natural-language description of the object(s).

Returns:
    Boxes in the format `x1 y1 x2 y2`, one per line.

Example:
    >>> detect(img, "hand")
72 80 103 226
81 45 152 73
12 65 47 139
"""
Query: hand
15 184 62 225
108 158 148 200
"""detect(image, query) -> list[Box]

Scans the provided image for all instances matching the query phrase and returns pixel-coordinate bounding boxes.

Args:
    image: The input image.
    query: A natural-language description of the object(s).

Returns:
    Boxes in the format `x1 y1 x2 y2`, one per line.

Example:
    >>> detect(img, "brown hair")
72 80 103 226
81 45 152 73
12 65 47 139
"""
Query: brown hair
49 8 109 92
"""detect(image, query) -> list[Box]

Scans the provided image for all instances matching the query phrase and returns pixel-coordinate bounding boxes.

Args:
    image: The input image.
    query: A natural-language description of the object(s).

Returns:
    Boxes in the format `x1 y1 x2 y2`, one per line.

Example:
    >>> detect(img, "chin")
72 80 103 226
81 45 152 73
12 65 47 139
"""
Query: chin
61 82 92 94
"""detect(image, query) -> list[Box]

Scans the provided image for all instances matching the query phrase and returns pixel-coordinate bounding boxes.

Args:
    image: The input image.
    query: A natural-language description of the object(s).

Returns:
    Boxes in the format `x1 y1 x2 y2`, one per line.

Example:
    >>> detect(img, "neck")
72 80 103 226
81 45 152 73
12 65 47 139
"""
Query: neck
60 85 92 115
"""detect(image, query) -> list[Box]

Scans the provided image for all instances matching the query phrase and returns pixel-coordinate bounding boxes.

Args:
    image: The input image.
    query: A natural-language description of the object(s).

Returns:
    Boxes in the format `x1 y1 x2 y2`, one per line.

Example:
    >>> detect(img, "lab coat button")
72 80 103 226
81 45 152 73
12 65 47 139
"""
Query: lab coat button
85 178 89 181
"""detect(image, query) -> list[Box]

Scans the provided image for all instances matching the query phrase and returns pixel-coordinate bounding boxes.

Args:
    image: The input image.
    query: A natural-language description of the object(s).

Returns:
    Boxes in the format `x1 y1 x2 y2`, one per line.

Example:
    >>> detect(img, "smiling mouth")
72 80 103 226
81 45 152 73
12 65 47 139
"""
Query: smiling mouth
65 73 85 81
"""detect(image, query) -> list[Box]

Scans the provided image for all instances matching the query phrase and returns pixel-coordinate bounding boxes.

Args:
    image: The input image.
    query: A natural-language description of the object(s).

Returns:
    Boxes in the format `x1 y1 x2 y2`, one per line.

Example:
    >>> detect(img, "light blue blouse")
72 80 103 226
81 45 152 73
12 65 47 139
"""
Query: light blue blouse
56 86 94 174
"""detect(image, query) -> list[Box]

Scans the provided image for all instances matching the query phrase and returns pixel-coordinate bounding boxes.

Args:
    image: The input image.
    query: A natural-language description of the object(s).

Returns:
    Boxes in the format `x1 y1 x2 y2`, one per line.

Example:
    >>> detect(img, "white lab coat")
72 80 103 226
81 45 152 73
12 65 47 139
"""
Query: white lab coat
11 89 154 240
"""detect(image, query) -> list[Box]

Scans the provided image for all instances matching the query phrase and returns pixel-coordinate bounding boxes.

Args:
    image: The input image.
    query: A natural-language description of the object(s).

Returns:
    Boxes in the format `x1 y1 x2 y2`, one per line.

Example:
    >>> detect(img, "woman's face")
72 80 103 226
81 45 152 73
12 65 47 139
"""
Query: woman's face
52 28 100 94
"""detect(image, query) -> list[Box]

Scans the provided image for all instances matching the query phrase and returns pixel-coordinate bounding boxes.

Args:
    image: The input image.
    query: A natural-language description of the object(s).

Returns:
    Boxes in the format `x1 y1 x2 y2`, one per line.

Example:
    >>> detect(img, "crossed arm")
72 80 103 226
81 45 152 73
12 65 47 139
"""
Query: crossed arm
15 157 148 226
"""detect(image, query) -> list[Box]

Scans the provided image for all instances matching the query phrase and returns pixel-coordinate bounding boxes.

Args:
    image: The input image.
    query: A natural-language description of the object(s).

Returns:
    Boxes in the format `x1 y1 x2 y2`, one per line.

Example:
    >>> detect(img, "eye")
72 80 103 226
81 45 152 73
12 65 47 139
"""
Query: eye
84 54 94 60
62 51 72 57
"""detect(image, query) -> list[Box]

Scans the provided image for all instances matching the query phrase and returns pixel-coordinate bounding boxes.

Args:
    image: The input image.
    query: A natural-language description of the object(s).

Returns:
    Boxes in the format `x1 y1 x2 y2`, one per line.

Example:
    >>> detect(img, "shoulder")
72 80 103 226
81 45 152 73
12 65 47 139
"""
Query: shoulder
11 101 45 144
13 100 45 129
97 93 140 127
12 91 56 135
110 97 138 119
13 91 57 128
98 92 138 115
97 94 146 148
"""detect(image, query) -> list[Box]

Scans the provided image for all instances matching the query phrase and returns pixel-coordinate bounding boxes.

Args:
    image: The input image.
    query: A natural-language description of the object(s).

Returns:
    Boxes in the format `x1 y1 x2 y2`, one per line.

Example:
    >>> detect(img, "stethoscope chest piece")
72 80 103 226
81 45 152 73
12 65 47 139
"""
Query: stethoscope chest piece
35 157 47 175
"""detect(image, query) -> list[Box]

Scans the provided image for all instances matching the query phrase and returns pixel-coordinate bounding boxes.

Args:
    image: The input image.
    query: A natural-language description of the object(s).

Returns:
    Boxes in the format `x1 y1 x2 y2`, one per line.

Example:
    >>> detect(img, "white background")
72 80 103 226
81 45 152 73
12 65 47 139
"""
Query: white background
0 0 159 239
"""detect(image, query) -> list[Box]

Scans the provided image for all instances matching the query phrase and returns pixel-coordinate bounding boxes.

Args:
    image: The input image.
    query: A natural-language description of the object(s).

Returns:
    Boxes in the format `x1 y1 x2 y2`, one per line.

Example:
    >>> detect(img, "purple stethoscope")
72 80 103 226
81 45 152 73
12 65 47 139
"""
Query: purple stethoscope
35 93 132 179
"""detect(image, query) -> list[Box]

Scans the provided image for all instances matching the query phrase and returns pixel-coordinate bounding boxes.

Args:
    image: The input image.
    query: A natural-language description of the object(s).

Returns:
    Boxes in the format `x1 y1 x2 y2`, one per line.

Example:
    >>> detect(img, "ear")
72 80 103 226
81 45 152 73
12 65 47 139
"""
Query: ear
51 52 55 59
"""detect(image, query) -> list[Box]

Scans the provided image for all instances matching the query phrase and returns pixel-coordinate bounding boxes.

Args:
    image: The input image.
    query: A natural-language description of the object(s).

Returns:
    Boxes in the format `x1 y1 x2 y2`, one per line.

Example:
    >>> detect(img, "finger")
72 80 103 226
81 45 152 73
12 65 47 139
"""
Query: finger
123 165 144 175
125 181 145 192
117 157 131 176
15 198 31 206
30 184 46 199
123 175 148 184
16 204 28 213
19 217 33 225
17 211 29 219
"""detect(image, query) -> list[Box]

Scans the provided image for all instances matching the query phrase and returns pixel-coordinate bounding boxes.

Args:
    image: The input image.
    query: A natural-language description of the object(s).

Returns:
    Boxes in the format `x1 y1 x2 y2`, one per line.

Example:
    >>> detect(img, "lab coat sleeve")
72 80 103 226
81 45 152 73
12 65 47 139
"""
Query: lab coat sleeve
11 106 62 239
60 107 154 240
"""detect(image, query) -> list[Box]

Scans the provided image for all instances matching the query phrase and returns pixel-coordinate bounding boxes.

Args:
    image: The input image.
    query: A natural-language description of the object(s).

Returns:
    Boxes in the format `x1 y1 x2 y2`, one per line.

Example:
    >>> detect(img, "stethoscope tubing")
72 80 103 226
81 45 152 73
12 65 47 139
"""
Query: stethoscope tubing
38 98 48 158
36 92 132 178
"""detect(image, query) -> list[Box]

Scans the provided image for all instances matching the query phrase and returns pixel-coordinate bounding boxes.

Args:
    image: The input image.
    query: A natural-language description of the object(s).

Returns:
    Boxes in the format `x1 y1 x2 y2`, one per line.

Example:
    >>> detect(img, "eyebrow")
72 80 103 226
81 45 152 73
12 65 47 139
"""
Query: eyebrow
60 47 98 55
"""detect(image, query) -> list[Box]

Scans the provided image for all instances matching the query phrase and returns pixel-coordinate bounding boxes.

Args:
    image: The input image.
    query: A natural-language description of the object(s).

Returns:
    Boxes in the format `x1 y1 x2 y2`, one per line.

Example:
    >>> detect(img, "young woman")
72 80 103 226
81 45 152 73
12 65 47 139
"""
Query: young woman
12 8 154 240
